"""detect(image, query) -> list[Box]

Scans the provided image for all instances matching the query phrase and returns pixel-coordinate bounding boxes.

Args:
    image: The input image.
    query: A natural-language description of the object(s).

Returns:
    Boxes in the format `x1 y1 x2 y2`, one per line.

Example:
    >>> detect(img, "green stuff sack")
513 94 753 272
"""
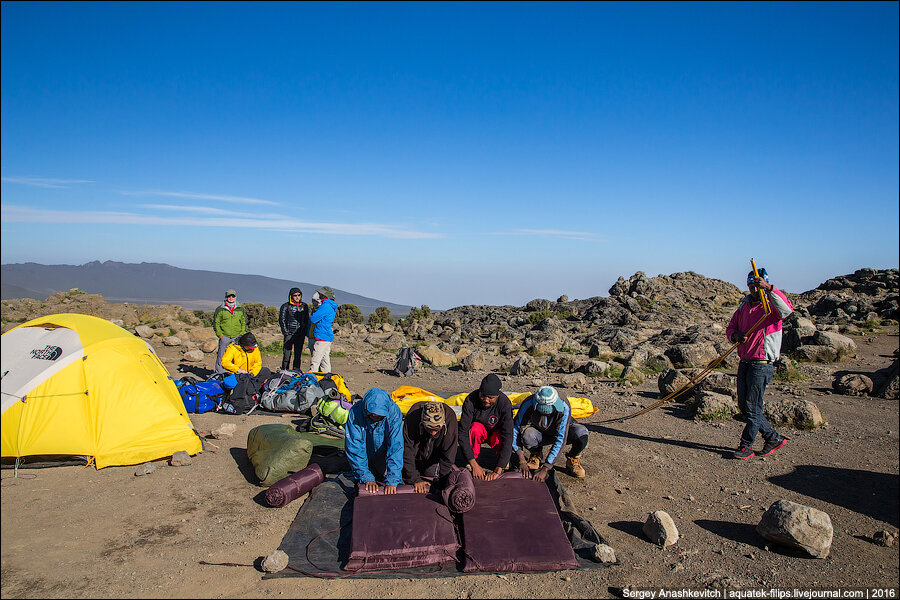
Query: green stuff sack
247 424 313 486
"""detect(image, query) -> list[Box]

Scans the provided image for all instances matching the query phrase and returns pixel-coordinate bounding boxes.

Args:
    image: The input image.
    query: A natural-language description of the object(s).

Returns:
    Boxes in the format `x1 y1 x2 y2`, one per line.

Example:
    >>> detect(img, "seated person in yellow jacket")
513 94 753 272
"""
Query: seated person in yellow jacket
220 332 263 376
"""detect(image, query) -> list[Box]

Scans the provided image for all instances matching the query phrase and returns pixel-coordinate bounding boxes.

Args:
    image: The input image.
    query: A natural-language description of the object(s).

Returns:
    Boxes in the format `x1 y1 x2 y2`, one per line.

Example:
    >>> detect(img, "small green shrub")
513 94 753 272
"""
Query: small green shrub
193 310 214 328
407 305 432 321
367 306 393 326
243 303 279 329
698 407 735 422
336 303 364 326
526 309 554 325
861 319 881 332
774 358 804 382
260 340 283 356
604 364 623 378
641 357 667 375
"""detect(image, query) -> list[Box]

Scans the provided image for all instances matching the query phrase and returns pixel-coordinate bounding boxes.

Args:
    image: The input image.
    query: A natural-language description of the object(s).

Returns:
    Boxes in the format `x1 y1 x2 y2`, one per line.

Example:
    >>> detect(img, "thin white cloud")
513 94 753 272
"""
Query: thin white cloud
1 204 444 239
503 228 606 242
139 204 252 216
121 189 279 206
1 176 94 189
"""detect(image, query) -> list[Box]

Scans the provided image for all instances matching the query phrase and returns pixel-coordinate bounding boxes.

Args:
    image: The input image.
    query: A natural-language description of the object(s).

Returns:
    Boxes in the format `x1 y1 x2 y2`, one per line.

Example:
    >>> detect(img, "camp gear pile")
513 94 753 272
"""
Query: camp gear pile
259 372 322 413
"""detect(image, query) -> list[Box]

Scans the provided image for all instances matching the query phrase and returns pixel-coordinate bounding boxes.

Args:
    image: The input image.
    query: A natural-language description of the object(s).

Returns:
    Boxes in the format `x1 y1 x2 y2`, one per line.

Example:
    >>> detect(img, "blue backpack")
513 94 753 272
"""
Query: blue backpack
176 378 226 414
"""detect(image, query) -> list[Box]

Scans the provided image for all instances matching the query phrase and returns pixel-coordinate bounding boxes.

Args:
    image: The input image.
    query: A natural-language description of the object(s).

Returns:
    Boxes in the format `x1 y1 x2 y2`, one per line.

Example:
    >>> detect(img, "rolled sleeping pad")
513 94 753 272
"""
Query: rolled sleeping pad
265 463 325 508
442 465 476 513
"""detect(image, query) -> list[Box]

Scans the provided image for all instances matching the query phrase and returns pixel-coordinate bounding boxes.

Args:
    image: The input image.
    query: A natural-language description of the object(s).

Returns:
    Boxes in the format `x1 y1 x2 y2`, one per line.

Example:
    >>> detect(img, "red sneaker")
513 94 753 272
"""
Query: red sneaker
733 446 755 460
758 437 787 457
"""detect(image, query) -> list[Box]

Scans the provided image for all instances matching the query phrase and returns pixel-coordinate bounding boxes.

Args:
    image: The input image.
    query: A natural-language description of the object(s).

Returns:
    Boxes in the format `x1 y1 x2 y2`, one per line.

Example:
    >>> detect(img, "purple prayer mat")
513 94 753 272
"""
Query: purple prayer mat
461 472 579 572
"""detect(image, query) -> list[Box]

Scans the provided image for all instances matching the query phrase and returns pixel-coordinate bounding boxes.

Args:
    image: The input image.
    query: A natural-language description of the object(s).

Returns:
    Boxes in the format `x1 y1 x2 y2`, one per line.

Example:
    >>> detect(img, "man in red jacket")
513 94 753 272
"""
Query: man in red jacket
725 268 794 460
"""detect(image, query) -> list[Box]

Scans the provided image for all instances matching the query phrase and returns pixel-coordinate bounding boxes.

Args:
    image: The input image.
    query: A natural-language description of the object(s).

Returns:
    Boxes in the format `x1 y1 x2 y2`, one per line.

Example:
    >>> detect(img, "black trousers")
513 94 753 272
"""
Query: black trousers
282 330 306 371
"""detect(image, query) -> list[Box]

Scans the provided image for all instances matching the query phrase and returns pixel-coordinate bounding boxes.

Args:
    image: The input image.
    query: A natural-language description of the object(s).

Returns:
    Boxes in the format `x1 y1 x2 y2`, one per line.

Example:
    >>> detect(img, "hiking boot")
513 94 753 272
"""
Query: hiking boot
733 446 755 460
566 456 586 478
526 451 542 470
758 436 787 457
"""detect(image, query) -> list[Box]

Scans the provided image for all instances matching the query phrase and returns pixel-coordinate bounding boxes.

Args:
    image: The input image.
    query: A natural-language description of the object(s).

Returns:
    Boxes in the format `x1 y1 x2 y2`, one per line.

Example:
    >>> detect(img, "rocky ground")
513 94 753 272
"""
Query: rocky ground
1 269 898 598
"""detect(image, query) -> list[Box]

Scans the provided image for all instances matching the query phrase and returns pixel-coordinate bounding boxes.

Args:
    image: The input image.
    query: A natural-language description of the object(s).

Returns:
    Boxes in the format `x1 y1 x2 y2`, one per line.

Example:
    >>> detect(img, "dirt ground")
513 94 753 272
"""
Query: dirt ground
2 331 898 599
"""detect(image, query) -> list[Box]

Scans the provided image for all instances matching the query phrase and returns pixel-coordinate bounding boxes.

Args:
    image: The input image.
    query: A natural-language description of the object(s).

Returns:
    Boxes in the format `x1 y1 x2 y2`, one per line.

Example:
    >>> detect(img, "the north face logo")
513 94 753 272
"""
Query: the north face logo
31 345 63 361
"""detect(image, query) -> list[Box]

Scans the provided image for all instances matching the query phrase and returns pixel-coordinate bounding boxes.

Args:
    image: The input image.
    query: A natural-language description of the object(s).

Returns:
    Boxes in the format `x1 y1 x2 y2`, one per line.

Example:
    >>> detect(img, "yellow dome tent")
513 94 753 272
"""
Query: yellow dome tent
1 313 202 469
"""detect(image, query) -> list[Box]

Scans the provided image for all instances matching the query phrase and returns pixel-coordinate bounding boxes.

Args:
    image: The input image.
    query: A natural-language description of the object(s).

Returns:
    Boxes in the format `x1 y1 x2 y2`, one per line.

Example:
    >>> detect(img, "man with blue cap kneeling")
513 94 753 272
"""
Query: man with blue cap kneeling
512 386 589 482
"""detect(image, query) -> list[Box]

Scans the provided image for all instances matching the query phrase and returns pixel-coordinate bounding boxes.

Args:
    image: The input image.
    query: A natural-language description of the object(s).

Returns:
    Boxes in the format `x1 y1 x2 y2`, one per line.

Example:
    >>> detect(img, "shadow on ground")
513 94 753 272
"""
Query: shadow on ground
586 424 733 458
768 465 899 528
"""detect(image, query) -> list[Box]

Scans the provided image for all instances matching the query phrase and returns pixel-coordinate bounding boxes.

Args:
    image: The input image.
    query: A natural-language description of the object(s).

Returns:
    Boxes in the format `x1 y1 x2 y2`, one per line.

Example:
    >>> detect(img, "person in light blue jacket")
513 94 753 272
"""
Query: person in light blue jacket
344 388 404 494
309 286 338 373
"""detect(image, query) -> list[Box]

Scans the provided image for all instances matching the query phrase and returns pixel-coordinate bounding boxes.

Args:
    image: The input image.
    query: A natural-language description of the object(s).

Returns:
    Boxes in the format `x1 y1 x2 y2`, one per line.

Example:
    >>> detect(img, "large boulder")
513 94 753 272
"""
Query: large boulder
510 354 541 376
183 349 205 362
665 343 718 369
812 331 857 358
764 398 825 429
693 391 738 420
833 373 873 396
417 344 455 367
658 368 691 397
459 350 487 372
135 325 154 338
873 360 899 400
757 499 833 558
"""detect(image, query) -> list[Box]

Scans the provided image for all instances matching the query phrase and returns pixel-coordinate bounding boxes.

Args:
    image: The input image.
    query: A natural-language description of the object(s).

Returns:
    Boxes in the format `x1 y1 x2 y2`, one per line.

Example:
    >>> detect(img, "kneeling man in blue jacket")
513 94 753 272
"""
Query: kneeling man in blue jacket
345 388 404 494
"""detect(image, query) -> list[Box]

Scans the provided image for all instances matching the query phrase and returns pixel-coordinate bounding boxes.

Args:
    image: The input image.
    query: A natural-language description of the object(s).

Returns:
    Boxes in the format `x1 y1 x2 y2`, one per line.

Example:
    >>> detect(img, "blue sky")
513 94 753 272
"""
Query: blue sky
2 1 897 310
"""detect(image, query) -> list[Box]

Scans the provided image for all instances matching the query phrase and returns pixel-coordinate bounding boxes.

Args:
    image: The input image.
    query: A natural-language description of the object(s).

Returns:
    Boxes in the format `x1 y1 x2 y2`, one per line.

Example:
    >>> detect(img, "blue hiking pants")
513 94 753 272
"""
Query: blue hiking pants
737 360 778 448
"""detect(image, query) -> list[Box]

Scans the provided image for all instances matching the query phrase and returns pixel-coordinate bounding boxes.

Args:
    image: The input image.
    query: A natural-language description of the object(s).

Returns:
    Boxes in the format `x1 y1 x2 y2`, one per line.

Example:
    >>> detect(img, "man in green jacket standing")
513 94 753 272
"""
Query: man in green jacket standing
213 289 248 374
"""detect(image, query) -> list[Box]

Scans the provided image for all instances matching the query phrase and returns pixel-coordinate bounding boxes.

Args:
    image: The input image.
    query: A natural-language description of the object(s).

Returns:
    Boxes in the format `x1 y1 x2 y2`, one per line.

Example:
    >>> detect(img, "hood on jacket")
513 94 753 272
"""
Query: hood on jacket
363 388 393 417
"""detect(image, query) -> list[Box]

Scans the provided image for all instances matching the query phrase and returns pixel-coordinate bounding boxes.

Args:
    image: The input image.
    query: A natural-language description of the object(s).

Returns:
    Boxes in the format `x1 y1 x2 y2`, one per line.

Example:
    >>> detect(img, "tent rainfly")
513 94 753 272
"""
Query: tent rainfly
1 313 202 468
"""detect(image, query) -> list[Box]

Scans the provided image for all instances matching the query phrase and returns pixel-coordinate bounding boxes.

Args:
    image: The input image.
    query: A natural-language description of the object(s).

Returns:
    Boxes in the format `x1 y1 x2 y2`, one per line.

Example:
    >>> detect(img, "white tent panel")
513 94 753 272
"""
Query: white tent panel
1 326 85 414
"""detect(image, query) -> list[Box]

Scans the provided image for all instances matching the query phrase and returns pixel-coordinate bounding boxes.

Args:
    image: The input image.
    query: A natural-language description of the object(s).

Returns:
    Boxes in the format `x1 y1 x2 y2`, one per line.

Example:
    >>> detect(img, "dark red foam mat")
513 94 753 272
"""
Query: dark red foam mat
460 472 578 572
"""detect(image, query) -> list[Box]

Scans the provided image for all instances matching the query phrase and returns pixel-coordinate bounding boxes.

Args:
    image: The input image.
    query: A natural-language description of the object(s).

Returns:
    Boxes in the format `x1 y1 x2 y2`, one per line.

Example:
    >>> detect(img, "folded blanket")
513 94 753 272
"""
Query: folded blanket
442 466 476 513
265 463 325 507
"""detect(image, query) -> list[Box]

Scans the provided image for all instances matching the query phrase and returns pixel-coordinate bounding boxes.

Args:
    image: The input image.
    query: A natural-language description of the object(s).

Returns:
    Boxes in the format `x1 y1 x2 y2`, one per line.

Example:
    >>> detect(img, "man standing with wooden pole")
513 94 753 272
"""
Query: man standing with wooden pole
726 265 794 459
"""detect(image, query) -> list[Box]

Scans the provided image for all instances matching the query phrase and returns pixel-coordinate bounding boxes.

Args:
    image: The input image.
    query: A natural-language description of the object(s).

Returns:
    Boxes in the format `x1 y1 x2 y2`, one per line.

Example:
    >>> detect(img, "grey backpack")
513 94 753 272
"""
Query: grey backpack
259 372 324 413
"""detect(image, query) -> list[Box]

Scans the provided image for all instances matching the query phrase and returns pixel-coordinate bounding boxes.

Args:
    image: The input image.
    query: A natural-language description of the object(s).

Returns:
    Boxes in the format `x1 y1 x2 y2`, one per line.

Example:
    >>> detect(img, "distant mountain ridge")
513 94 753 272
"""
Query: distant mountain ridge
0 261 411 316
